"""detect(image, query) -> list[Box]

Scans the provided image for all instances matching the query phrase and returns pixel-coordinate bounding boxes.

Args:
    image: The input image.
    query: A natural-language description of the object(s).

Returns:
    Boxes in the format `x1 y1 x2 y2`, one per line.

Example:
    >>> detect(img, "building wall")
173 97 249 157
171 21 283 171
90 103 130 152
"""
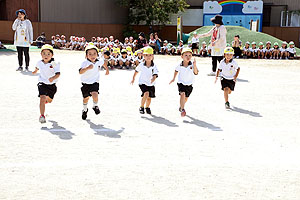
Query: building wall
263 0 300 10
40 0 128 24
0 0 38 21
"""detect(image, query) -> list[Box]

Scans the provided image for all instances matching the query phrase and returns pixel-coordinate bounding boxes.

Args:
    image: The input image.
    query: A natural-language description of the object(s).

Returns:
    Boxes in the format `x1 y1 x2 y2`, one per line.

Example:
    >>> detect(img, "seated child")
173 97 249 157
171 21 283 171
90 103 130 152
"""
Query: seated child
118 49 131 69
250 42 257 58
287 41 296 59
199 41 208 57
272 42 280 59
176 40 184 55
36 32 46 48
264 41 272 59
134 50 144 67
280 41 288 59
161 40 169 55
242 42 251 58
257 42 265 59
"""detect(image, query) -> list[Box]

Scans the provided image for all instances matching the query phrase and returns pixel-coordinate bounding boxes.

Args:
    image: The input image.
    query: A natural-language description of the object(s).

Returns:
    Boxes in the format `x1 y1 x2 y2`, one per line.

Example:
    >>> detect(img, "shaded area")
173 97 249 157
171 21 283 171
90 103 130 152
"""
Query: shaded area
20 70 38 76
41 120 75 140
183 115 222 131
86 119 124 138
231 106 262 117
236 78 249 83
141 114 178 127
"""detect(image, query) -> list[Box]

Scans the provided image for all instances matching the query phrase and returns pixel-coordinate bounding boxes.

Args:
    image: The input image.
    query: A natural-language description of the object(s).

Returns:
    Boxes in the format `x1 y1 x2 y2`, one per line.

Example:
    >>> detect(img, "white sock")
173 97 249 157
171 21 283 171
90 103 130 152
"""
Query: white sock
93 101 98 108
83 103 88 111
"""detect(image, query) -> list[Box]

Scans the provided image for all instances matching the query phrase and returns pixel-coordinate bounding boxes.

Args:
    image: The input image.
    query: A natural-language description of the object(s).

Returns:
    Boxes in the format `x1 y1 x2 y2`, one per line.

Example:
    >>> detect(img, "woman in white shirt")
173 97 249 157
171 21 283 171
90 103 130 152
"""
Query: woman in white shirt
12 9 33 71
197 15 227 76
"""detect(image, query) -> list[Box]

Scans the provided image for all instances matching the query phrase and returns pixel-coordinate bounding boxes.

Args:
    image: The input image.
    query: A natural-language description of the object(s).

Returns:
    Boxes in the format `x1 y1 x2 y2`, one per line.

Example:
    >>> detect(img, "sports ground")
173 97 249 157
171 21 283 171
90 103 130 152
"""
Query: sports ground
1 50 300 199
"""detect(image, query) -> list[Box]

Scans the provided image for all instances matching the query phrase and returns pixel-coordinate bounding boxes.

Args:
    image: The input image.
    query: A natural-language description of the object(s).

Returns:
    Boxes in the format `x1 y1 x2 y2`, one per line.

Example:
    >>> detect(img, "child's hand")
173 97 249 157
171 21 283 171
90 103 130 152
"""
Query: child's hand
49 77 54 83
214 77 218 84
105 70 109 75
130 79 135 85
169 79 175 84
193 58 196 66
233 77 237 82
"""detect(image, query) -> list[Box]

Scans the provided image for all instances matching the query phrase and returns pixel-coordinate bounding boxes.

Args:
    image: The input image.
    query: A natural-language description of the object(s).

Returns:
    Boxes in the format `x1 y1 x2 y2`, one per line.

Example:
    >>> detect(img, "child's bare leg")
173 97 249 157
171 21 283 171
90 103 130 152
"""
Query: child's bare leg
46 96 53 103
146 97 151 108
83 97 89 104
180 92 186 110
224 88 230 102
91 92 98 105
40 95 47 116
141 92 149 107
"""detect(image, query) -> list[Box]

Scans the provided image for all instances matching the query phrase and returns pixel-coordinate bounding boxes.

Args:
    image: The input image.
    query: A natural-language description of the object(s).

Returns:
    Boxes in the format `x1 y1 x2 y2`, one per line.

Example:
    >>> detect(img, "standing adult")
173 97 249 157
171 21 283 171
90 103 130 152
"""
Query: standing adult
197 15 227 76
12 9 33 71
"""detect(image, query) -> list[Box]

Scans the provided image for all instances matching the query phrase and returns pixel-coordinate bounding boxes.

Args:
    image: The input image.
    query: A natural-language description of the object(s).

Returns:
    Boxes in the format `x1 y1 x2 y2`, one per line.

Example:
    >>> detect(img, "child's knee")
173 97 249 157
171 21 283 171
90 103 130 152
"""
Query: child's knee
40 95 47 102
47 98 53 103
144 91 149 97
180 92 186 97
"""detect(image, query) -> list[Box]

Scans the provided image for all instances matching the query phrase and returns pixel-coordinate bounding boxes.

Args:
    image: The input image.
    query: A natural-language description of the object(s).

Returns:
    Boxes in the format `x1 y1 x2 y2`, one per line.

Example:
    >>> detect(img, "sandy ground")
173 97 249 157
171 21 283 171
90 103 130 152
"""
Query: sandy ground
0 50 300 200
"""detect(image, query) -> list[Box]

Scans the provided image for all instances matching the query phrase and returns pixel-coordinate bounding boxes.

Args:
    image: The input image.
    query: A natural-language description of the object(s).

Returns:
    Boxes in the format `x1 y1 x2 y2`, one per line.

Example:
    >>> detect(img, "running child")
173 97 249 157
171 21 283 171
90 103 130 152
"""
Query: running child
79 44 109 120
215 47 240 109
130 47 158 114
169 48 198 117
32 44 60 123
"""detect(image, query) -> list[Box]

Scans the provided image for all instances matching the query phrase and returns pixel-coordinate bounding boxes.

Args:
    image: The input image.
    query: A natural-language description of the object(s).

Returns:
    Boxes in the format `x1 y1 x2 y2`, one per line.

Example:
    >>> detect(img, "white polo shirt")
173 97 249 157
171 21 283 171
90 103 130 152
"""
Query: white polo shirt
287 47 296 54
191 37 199 44
175 61 196 86
79 59 104 84
218 59 240 80
135 62 159 86
36 60 60 84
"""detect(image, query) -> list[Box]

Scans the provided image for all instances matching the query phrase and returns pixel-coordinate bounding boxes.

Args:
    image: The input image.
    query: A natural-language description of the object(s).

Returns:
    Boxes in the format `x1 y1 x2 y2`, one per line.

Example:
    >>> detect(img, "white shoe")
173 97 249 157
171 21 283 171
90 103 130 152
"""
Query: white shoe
39 115 46 123
207 71 216 76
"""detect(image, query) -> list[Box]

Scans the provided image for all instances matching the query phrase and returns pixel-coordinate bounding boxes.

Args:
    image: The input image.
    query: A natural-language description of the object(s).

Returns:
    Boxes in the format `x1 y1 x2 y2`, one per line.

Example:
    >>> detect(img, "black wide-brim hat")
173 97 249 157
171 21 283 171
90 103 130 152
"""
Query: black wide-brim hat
211 15 223 25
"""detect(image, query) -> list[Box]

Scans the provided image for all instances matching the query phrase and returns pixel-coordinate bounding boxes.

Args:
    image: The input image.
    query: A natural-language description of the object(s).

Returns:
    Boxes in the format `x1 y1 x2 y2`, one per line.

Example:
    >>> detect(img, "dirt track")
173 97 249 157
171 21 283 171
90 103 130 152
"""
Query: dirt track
0 50 300 200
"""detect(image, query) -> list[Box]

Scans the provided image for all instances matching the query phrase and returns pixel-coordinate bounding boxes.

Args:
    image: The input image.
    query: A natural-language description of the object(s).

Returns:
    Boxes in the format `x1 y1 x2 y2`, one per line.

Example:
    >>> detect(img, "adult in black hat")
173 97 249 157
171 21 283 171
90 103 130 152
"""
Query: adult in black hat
12 9 33 71
137 32 147 49
197 15 227 76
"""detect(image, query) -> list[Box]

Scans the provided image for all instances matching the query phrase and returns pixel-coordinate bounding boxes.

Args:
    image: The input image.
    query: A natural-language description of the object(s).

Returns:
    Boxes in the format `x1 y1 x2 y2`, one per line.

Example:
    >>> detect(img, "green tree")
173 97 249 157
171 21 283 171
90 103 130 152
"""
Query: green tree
117 0 189 27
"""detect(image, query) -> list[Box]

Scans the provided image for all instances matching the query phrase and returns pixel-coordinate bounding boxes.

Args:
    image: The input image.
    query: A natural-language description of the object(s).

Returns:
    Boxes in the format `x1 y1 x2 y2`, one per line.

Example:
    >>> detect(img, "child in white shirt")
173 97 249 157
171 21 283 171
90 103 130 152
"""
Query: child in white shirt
215 47 240 109
131 47 158 114
169 48 198 117
79 44 109 120
32 44 60 123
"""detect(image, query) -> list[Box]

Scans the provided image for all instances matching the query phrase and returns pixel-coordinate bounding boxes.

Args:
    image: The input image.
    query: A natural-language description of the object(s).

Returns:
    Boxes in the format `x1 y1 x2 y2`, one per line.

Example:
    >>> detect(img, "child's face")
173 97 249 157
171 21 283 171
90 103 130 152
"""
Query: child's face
163 43 167 46
179 42 183 46
104 54 110 59
143 54 153 62
234 37 239 41
181 52 192 62
246 44 249 47
266 43 271 47
259 45 263 48
290 45 294 48
122 53 127 58
202 43 206 47
41 50 53 63
17 12 25 20
282 44 287 48
224 53 233 60
252 44 256 48
86 49 98 62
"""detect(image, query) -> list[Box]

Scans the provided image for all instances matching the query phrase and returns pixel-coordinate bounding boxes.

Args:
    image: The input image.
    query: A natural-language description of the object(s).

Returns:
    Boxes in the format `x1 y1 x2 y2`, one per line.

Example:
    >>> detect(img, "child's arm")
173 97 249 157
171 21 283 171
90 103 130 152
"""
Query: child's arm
102 62 109 75
169 71 178 84
193 58 199 75
49 72 60 83
79 64 93 74
32 67 39 74
151 74 158 84
130 71 138 84
234 68 240 82
215 69 221 83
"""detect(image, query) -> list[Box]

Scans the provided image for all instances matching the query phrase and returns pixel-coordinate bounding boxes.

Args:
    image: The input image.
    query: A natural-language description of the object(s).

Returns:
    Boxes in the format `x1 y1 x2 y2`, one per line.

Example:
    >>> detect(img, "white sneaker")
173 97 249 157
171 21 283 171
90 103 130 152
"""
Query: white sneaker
207 71 216 76
39 115 46 123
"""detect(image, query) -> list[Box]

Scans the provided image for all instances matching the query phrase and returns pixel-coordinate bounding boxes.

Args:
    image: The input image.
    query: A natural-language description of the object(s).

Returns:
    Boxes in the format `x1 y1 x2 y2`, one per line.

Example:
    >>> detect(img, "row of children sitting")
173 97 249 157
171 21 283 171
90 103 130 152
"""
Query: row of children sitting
242 41 297 59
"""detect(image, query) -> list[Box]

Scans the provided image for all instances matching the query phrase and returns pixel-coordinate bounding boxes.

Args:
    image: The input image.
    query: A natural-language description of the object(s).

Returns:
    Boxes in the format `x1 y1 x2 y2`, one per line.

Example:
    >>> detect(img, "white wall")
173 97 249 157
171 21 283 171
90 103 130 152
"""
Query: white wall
169 9 203 26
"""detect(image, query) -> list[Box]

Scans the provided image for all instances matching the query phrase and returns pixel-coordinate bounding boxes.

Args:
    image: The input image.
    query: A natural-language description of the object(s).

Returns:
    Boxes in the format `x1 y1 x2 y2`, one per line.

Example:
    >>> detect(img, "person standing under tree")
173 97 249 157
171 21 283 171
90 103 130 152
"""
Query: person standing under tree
197 15 227 76
12 9 33 71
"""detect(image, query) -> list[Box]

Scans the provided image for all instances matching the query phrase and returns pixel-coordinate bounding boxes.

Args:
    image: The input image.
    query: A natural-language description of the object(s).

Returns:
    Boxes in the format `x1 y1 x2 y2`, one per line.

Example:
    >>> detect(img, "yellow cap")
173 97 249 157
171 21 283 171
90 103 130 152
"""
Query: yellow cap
224 47 234 54
41 44 53 52
126 46 132 52
181 47 192 55
143 47 154 55
85 44 99 53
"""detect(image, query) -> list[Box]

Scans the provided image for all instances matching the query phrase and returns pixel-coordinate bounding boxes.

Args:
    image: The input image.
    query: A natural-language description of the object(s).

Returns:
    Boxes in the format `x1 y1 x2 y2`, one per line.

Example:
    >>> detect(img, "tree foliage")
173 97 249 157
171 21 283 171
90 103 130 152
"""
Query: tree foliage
117 0 189 26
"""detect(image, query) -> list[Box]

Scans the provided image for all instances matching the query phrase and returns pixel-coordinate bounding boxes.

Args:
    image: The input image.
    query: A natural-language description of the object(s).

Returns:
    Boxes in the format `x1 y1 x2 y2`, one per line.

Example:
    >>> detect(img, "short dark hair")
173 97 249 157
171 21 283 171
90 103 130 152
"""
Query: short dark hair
103 51 110 57
235 35 240 38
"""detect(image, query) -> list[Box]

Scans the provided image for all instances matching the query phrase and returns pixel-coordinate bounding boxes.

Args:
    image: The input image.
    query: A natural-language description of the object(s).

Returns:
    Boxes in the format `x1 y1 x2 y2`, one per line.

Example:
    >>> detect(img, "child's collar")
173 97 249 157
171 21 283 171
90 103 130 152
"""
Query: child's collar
144 61 154 67
180 61 192 66
224 58 233 63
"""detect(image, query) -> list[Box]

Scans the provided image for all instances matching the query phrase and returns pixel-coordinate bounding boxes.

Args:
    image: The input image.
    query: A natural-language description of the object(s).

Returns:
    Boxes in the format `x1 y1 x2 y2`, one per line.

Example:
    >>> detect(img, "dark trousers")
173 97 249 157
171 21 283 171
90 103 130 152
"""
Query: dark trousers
233 47 242 57
212 56 223 72
16 46 30 67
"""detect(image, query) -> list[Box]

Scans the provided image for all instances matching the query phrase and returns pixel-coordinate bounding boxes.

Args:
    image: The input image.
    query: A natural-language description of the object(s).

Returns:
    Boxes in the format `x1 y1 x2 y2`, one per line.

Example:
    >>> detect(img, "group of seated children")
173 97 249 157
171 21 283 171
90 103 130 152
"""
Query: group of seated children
242 40 297 59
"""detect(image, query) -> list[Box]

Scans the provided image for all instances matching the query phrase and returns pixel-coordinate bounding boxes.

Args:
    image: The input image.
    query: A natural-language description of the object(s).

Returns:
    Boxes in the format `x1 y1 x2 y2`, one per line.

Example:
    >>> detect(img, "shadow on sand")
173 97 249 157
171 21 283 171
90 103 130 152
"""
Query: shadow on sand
141 114 178 127
86 119 124 138
231 106 262 117
183 115 222 131
41 120 75 140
